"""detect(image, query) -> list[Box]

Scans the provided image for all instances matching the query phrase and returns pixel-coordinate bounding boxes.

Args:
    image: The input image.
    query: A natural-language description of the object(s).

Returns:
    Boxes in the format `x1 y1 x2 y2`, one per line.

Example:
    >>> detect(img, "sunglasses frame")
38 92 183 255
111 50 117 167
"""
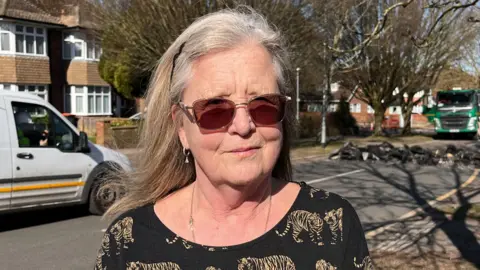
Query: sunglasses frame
178 93 291 130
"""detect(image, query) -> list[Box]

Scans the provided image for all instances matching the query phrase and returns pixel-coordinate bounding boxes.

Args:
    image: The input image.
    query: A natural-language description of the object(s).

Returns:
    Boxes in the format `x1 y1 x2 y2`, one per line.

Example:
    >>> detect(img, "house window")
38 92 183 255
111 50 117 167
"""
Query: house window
328 104 337 112
389 106 401 114
0 23 12 52
349 103 361 113
63 32 101 60
0 84 12 91
367 105 374 113
0 84 48 101
412 105 423 114
17 85 49 101
15 25 46 56
65 85 111 115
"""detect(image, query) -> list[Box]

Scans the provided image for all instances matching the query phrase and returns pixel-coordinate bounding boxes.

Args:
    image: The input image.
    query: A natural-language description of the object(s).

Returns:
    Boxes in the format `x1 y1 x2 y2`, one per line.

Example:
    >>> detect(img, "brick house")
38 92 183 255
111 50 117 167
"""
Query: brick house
334 85 432 129
300 83 432 130
0 0 131 118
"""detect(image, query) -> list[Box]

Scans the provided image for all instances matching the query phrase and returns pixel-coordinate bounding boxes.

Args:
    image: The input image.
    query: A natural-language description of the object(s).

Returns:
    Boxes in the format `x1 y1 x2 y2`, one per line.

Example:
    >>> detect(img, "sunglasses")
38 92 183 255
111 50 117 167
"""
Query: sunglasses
178 94 291 130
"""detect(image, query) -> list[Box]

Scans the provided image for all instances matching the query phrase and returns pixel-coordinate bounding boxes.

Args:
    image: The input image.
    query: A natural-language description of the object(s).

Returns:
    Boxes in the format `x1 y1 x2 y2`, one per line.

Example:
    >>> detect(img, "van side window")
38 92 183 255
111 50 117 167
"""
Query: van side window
12 102 75 151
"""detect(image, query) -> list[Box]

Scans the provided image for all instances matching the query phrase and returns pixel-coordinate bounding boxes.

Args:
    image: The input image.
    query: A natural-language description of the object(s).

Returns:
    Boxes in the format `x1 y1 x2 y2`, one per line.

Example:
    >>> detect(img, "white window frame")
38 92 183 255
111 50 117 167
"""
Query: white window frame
367 105 374 114
389 106 401 115
412 105 423 114
14 24 47 56
0 84 12 91
0 23 14 53
0 84 48 101
63 32 101 61
65 85 111 115
17 84 49 101
350 103 361 113
328 104 337 112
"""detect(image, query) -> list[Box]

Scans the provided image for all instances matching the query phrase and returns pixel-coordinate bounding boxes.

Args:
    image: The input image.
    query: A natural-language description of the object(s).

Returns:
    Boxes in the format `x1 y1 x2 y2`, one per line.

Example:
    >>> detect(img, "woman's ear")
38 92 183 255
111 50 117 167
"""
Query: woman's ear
171 105 189 149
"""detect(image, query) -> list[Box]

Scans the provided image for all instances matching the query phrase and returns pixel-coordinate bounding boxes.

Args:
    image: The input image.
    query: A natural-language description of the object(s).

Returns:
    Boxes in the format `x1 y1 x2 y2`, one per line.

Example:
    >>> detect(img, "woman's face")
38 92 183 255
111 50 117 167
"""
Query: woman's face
177 42 283 186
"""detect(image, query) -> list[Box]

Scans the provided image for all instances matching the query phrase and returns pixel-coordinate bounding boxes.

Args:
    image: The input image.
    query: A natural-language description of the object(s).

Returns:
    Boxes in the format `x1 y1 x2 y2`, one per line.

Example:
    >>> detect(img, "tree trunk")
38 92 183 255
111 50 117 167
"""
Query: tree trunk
373 106 386 136
401 94 415 136
401 104 414 135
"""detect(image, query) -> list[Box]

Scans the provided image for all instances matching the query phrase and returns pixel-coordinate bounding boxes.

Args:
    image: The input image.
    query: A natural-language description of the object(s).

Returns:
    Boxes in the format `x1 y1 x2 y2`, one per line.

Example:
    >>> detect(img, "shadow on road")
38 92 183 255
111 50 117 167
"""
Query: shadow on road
362 163 480 269
0 205 90 233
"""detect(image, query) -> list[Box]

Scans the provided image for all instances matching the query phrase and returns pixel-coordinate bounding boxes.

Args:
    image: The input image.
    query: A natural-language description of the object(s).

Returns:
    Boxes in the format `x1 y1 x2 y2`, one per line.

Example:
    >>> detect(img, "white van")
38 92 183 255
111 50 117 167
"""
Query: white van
0 90 132 215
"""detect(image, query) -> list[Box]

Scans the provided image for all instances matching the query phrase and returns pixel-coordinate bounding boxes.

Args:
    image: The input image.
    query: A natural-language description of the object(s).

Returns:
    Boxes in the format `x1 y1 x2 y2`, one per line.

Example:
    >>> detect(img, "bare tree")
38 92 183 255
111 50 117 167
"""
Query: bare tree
88 0 323 98
396 3 478 135
310 0 479 136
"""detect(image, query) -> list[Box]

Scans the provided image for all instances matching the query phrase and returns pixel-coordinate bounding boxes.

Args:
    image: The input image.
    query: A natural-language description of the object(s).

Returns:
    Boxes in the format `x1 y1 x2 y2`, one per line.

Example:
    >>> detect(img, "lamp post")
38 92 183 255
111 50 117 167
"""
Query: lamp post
296 67 301 121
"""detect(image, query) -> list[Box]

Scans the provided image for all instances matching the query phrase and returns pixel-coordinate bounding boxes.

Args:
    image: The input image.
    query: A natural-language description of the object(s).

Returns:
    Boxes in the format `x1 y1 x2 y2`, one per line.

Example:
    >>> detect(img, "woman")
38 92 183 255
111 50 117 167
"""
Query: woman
95 7 372 270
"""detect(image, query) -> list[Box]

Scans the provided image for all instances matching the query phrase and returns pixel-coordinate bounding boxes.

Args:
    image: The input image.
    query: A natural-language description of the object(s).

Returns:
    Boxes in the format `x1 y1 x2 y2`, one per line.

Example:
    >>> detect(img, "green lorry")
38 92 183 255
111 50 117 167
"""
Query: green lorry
423 89 480 139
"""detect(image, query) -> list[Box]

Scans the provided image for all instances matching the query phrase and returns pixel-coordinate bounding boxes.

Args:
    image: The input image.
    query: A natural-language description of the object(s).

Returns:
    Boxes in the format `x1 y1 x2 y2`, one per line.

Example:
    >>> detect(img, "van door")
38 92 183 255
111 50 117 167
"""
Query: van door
5 98 93 208
0 96 12 211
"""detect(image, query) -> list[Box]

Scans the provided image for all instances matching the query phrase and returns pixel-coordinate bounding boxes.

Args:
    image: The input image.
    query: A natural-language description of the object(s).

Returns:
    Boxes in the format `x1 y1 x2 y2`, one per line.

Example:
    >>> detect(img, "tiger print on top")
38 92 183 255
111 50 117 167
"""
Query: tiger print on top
315 259 337 270
94 232 110 270
275 210 324 246
237 255 295 270
309 187 329 200
95 183 371 270
354 256 374 269
110 216 135 254
166 236 193 249
126 261 181 270
324 208 343 244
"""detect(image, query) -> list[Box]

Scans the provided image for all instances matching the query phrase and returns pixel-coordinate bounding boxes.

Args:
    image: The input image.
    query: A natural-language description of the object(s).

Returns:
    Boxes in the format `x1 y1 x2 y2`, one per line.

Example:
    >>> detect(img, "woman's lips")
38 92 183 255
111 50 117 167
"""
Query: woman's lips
229 147 260 157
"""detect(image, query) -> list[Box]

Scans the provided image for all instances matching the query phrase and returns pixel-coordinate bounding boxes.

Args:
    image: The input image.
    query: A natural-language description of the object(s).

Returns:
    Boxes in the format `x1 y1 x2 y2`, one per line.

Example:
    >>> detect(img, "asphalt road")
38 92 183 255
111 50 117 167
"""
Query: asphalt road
1 139 478 270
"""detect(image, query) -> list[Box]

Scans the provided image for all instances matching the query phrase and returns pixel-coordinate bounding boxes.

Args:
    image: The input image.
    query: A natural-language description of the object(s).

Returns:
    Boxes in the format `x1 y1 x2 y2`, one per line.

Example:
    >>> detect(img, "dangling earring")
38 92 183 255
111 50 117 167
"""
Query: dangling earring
183 147 190 164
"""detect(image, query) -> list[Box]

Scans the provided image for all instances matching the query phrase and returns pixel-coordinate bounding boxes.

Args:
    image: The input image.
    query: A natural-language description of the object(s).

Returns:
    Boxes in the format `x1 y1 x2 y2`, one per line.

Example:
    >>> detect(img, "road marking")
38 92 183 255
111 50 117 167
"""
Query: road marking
305 169 365 184
365 168 479 240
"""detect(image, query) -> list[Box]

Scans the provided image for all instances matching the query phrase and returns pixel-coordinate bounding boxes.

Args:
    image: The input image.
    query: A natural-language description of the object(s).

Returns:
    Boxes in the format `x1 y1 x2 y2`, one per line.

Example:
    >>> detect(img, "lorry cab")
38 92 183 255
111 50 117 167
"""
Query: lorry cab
0 90 132 215
423 88 480 139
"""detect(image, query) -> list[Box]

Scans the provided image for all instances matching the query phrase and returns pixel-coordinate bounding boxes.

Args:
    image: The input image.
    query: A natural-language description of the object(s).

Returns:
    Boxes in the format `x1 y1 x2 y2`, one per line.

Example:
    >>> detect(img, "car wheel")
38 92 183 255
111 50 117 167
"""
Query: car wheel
88 165 123 215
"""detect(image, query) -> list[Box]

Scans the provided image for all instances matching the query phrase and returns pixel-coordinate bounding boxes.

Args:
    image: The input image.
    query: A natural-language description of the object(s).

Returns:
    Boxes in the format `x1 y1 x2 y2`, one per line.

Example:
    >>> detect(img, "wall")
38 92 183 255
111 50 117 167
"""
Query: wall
78 116 125 137
95 120 140 149
65 61 109 86
0 55 50 84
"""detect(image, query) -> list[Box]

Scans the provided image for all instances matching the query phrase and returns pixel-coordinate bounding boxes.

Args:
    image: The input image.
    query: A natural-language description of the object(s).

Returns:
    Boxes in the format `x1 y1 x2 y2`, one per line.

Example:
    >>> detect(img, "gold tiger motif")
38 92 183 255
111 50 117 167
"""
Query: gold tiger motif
324 208 343 244
237 255 295 270
276 210 324 246
126 261 181 270
309 187 329 199
165 236 193 249
354 256 374 269
110 217 135 254
94 232 111 270
315 259 337 270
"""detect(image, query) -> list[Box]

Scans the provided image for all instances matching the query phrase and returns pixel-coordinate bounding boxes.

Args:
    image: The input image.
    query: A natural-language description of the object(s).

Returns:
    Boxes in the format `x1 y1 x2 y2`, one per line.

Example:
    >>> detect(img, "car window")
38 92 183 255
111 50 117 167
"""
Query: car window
12 102 76 151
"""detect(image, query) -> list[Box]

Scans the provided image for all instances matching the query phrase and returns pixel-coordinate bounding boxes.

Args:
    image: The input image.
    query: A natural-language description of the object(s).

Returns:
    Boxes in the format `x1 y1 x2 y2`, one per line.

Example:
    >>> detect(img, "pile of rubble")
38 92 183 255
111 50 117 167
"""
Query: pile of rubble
328 141 480 168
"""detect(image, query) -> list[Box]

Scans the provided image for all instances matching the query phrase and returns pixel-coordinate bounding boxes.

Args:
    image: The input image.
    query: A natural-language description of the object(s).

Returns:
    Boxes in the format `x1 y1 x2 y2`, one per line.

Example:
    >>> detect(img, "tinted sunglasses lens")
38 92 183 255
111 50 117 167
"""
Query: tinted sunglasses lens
193 99 235 130
248 95 286 126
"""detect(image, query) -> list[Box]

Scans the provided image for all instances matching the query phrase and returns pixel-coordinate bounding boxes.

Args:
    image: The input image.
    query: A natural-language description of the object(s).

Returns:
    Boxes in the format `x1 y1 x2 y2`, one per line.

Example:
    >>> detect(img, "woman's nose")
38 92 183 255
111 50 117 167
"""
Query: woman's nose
227 106 254 136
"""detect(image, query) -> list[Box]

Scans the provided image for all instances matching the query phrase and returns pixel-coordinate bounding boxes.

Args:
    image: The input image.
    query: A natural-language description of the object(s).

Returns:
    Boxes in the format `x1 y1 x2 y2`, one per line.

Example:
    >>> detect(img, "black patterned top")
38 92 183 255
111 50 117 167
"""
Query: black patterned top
94 182 372 270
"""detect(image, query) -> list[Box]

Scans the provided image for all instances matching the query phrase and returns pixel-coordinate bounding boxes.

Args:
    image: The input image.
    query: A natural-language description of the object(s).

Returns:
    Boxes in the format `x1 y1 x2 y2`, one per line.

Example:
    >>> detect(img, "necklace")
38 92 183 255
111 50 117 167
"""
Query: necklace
188 182 272 243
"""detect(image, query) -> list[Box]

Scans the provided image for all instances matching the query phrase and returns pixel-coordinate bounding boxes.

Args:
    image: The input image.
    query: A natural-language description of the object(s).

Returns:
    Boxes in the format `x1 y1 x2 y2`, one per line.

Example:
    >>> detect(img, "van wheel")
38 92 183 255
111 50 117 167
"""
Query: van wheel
88 165 123 215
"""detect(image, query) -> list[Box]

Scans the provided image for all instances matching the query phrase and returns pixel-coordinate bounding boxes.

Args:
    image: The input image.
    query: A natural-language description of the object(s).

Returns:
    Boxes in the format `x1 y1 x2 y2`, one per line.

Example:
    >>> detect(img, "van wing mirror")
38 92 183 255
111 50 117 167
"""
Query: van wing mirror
77 131 90 153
